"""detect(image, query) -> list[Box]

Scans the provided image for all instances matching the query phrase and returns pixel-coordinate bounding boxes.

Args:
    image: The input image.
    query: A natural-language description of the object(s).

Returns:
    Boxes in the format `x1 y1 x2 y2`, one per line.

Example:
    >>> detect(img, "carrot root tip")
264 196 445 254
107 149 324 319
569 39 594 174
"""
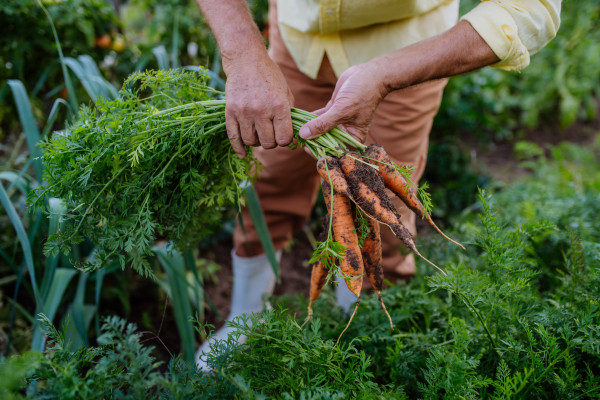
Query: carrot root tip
429 220 466 250
336 297 360 347
377 291 394 331
413 248 447 276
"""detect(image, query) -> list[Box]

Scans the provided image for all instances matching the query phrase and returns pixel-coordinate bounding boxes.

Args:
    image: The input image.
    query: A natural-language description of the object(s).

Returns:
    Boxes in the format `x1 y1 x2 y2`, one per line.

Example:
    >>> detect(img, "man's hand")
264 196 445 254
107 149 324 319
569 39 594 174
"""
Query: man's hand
299 20 499 142
299 64 386 144
196 0 294 158
224 53 294 158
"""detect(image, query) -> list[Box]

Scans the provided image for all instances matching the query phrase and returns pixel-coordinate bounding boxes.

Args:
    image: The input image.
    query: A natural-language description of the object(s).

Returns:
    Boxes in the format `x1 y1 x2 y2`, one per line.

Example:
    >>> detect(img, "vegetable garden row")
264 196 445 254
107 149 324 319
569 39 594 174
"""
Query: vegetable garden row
1 0 599 399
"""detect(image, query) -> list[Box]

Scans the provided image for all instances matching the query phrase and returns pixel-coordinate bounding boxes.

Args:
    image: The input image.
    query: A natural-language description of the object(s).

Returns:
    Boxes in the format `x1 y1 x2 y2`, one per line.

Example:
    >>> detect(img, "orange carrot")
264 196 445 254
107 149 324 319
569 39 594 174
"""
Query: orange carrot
307 217 331 320
308 259 328 321
365 144 465 250
360 218 393 330
322 180 364 345
322 181 364 297
337 152 446 276
317 157 351 197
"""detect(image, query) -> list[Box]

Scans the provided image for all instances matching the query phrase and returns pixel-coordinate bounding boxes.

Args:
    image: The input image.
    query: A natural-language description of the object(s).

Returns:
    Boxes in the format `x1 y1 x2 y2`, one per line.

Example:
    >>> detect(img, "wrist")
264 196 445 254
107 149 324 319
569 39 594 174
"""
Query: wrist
222 42 270 76
370 50 423 93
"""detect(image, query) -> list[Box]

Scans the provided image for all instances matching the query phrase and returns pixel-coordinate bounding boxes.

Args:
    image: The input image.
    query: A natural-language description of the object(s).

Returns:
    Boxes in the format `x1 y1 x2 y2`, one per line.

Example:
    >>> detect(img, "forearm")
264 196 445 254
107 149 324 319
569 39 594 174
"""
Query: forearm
195 0 267 74
374 20 500 93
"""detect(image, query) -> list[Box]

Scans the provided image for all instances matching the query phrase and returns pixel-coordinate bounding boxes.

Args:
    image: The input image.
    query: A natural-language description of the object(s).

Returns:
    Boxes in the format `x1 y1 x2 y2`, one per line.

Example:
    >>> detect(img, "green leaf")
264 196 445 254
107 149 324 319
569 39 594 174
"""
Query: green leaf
171 13 180 69
77 55 118 99
153 45 170 70
153 243 196 364
72 272 91 347
40 198 66 302
42 98 72 138
35 0 78 115
0 171 30 198
31 268 78 352
0 183 42 307
61 304 96 352
7 80 43 182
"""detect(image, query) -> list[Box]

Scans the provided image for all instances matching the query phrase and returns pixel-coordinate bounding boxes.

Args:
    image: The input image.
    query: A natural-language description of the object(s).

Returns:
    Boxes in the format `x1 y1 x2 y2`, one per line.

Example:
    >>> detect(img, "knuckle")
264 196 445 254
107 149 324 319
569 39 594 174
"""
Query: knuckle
313 119 330 133
226 129 240 141
243 136 258 146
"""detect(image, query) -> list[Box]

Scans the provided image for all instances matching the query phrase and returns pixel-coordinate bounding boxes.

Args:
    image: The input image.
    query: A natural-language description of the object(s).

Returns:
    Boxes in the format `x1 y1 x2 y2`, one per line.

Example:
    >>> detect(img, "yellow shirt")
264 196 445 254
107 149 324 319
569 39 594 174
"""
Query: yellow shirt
277 0 562 79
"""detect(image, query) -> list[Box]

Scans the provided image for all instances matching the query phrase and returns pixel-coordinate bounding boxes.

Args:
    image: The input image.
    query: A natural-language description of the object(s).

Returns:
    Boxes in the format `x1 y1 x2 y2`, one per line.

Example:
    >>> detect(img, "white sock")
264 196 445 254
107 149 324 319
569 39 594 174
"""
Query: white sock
335 275 357 311
195 249 281 369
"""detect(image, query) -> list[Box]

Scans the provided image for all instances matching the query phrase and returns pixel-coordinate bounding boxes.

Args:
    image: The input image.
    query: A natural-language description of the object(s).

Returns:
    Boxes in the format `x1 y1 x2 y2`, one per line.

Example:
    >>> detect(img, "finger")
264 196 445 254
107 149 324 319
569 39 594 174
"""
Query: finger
254 117 276 149
273 107 293 146
239 118 259 146
225 113 246 158
299 107 343 140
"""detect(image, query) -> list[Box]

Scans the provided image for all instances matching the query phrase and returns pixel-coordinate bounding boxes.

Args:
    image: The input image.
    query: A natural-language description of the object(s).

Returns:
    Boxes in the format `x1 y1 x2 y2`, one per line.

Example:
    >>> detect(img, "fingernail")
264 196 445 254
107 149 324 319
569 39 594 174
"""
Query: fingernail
237 152 245 159
299 126 312 139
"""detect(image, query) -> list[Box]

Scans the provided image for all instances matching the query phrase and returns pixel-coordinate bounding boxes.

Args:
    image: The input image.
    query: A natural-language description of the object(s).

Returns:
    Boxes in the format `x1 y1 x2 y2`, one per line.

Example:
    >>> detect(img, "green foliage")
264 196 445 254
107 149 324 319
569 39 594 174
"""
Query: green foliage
29 69 257 276
272 146 600 398
436 0 600 139
3 142 600 398
423 139 490 221
1 311 404 399
0 0 120 85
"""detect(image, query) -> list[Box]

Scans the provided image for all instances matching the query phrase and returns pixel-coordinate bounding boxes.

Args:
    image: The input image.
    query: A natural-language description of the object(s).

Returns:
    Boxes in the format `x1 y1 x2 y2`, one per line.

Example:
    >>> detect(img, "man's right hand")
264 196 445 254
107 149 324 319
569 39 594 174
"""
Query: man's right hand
223 52 294 158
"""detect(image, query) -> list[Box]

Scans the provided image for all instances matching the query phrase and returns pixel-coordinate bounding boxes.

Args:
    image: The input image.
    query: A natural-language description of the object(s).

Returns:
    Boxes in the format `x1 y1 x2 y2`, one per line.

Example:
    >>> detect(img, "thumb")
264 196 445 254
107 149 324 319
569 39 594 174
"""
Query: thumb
299 108 342 140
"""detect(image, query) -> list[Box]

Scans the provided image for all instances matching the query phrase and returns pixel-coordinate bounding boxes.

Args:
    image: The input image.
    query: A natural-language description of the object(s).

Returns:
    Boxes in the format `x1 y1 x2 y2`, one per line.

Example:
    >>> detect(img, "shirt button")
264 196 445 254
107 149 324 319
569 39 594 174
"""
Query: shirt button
326 9 333 14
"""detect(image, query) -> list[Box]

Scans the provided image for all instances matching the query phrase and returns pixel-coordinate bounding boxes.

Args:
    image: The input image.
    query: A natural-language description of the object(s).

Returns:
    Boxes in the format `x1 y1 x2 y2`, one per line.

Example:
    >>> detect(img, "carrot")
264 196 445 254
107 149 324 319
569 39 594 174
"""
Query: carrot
321 181 364 297
307 217 331 321
337 153 446 276
317 157 351 197
364 144 465 250
360 218 393 330
308 259 328 321
322 180 364 345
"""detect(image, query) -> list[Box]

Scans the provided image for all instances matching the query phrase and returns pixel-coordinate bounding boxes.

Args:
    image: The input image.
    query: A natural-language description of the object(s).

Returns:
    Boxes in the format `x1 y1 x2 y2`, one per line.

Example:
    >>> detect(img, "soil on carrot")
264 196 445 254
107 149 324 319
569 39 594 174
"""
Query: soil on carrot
340 153 415 247
342 153 400 218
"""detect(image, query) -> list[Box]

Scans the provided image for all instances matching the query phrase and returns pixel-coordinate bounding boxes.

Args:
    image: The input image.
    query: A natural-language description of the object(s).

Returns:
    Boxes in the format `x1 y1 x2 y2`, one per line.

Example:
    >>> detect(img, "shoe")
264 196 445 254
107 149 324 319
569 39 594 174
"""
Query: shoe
195 249 281 370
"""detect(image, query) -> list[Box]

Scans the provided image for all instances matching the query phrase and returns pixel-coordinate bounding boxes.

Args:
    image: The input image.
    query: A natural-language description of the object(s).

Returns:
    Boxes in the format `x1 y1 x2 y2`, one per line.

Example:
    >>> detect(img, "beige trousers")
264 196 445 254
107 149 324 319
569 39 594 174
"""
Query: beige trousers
233 2 448 285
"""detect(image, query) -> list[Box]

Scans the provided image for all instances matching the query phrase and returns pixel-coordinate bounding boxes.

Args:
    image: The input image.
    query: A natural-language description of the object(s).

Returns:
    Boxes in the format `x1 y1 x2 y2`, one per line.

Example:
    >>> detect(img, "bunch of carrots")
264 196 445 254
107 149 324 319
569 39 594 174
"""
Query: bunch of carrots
307 144 465 344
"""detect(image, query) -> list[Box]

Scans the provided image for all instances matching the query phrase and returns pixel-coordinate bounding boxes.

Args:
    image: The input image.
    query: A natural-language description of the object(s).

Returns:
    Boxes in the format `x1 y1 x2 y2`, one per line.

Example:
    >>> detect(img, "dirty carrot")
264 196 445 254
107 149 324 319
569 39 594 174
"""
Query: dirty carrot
364 144 465 250
307 218 331 321
322 181 364 345
360 218 393 330
307 259 328 321
317 157 351 197
337 152 446 276
322 181 364 297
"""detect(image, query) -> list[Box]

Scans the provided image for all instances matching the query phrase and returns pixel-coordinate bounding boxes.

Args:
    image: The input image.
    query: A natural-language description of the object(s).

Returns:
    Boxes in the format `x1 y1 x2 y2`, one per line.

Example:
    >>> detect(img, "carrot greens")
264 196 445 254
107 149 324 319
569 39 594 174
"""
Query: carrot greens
28 69 364 275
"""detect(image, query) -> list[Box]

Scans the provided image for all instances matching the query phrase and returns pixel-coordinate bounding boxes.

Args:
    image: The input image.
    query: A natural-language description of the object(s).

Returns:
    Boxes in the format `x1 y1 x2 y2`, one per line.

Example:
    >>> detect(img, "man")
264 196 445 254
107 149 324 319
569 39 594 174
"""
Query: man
194 0 561 366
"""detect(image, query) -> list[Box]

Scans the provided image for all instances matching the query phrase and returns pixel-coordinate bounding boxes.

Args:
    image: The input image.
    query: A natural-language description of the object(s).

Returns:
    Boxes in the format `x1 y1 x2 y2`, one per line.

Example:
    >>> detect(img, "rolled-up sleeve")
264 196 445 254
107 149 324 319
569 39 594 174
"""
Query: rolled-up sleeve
461 0 561 71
